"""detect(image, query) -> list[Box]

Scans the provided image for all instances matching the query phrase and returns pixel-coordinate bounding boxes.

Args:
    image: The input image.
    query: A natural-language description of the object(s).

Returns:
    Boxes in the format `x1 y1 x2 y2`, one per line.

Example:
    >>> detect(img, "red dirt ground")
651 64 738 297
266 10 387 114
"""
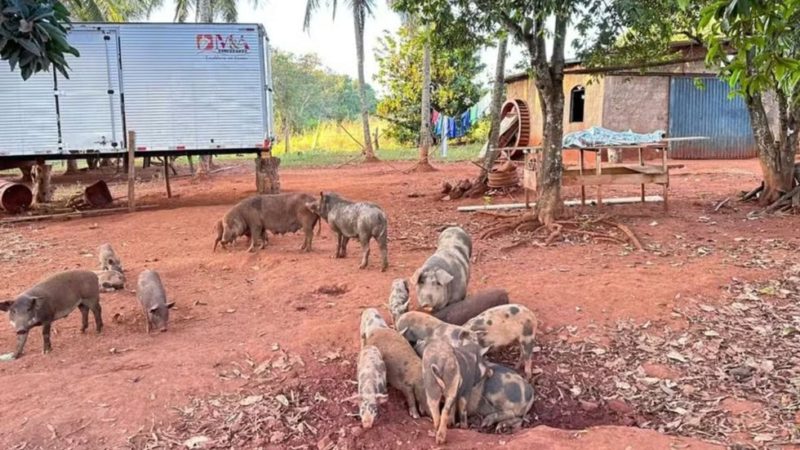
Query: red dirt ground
0 158 797 449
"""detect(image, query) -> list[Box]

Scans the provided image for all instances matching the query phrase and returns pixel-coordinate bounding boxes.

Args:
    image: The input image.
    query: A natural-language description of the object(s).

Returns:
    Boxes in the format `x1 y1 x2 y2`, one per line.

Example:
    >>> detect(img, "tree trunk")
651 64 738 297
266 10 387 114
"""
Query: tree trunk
31 162 53 205
745 91 795 205
415 38 435 172
283 120 291 154
531 14 568 226
481 34 508 183
65 159 79 174
353 7 377 162
255 156 281 194
536 88 565 225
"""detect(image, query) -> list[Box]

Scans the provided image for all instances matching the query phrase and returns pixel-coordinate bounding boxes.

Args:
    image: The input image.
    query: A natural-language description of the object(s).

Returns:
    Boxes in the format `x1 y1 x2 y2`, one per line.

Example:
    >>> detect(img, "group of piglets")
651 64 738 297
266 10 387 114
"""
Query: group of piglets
0 243 174 359
213 192 389 271
355 226 537 444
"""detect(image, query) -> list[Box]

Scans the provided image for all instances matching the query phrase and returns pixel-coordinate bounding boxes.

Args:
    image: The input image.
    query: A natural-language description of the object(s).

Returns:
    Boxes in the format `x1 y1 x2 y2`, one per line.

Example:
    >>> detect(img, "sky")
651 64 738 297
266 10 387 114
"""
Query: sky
147 0 533 94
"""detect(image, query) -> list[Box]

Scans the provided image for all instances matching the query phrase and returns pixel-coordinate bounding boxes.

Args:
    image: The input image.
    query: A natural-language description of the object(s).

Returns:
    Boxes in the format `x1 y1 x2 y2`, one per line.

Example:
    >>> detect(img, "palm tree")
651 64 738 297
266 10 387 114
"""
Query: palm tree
303 0 378 162
63 0 159 22
174 0 241 23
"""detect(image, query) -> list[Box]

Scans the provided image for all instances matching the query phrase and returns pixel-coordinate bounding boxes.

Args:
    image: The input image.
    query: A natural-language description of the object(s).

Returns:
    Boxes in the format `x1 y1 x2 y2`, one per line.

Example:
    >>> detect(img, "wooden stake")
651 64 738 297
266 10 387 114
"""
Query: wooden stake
127 131 136 212
164 157 172 198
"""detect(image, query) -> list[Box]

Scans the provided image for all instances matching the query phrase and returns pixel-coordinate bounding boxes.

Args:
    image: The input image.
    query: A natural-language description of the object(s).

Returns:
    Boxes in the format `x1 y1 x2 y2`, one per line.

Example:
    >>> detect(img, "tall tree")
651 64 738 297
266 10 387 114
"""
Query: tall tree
481 33 507 183
303 0 378 161
693 0 800 205
417 26 433 170
374 24 483 146
63 0 158 21
173 0 243 22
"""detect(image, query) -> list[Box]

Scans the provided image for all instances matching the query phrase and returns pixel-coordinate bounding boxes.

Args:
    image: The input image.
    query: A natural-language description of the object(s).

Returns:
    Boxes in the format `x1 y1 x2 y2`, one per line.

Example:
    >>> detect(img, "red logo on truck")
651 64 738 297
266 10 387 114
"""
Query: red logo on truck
196 34 251 54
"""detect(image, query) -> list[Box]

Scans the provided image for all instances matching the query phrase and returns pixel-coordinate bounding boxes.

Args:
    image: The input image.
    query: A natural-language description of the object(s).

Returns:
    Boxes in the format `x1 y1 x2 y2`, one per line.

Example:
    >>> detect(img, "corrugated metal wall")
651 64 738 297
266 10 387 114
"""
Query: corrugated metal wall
57 29 124 151
669 77 757 159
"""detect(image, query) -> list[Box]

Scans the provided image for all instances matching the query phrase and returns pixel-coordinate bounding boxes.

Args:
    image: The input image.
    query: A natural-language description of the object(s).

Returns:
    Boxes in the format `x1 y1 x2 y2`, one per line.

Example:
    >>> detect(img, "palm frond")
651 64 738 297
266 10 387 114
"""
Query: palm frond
303 0 322 31
173 0 192 22
217 0 238 23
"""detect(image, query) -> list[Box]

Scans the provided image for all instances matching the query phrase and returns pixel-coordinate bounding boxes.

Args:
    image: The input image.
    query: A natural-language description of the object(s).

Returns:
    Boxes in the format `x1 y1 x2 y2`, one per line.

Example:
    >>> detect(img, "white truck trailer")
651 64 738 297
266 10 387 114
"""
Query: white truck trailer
0 22 274 161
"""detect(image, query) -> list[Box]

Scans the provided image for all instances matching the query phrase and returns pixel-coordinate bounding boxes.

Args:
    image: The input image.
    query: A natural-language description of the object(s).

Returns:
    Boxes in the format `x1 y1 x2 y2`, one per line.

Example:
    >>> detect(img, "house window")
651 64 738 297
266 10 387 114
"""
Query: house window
570 86 585 123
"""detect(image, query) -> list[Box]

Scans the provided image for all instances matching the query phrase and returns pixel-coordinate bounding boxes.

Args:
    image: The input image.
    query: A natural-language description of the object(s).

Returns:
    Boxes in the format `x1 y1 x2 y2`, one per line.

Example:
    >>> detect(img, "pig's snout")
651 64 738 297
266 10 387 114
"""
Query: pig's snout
160 327 168 333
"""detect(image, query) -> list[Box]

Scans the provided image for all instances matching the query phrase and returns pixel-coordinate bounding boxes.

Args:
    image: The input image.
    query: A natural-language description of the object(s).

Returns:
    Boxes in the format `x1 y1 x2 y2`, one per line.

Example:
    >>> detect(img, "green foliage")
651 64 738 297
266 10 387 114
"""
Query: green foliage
0 0 79 80
63 0 159 21
173 0 250 23
698 0 800 100
272 49 376 135
374 24 484 145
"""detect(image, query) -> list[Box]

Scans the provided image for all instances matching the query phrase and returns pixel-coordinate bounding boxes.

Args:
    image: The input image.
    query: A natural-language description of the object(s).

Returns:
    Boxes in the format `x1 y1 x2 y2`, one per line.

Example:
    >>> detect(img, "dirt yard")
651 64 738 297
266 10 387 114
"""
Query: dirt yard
1 158 799 449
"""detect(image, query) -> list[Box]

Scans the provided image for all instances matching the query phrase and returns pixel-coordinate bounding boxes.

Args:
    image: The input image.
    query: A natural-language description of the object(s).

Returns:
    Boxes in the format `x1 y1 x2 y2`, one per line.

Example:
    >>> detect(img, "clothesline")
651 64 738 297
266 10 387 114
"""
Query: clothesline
432 94 492 140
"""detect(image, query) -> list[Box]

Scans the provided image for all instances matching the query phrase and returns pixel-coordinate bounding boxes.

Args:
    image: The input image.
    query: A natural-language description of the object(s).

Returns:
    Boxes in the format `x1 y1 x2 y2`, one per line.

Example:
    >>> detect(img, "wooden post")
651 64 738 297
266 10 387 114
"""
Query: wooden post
31 161 53 205
662 145 668 212
579 149 586 205
639 146 645 203
127 131 136 212
255 152 281 194
164 157 172 198
596 149 603 209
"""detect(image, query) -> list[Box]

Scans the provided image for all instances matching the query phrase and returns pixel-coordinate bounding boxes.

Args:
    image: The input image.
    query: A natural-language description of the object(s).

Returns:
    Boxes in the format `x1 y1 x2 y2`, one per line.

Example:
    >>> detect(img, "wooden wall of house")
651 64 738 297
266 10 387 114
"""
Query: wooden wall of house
505 74 605 164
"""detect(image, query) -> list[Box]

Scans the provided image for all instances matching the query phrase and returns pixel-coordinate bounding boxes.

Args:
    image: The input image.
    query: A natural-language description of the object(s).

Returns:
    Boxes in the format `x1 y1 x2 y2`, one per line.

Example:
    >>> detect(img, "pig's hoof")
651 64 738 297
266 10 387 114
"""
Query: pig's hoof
409 410 420 419
43 348 51 354
359 264 367 270
381 265 388 272
435 433 447 445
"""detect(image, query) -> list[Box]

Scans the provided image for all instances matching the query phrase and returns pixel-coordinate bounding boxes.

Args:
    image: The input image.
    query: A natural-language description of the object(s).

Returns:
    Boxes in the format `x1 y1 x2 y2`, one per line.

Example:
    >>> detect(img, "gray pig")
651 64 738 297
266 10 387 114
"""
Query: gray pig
464 304 538 376
98 243 123 273
411 226 471 312
0 270 102 358
136 270 175 333
214 193 320 253
433 288 509 325
95 270 125 292
395 311 478 357
354 345 388 429
387 278 410 324
365 328 428 419
308 192 389 271
422 338 490 444
467 362 534 431
359 307 388 347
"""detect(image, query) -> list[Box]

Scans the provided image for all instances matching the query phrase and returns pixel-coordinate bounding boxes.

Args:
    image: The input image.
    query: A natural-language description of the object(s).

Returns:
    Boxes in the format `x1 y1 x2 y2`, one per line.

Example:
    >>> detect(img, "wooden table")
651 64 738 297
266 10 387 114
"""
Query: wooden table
522 143 680 212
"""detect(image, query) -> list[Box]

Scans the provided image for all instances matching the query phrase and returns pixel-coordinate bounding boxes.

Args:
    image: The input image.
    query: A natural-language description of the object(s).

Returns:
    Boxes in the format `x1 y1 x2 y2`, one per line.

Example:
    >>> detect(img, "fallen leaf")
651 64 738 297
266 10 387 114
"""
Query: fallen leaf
275 394 290 407
239 395 263 406
184 436 210 449
667 351 687 363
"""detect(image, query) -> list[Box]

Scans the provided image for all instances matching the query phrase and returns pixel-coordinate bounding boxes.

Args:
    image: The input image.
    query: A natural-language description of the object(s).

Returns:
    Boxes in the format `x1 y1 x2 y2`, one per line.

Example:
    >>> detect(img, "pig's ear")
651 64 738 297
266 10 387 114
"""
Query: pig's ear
149 305 159 313
433 269 454 286
0 300 12 312
409 268 422 286
166 302 176 309
27 297 38 311
376 393 389 404
402 278 410 292
397 327 409 338
479 346 491 357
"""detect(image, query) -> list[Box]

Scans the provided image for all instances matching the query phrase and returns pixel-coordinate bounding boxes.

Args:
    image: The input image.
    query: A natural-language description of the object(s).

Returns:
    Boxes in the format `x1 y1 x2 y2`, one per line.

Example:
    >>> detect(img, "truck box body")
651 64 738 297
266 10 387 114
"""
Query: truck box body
0 23 273 158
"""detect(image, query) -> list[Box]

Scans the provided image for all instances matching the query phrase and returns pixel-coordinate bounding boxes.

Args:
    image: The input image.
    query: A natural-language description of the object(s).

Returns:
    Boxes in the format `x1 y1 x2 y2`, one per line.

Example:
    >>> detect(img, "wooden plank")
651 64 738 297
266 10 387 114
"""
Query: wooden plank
562 173 669 186
457 195 665 212
1 205 157 224
127 131 136 212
